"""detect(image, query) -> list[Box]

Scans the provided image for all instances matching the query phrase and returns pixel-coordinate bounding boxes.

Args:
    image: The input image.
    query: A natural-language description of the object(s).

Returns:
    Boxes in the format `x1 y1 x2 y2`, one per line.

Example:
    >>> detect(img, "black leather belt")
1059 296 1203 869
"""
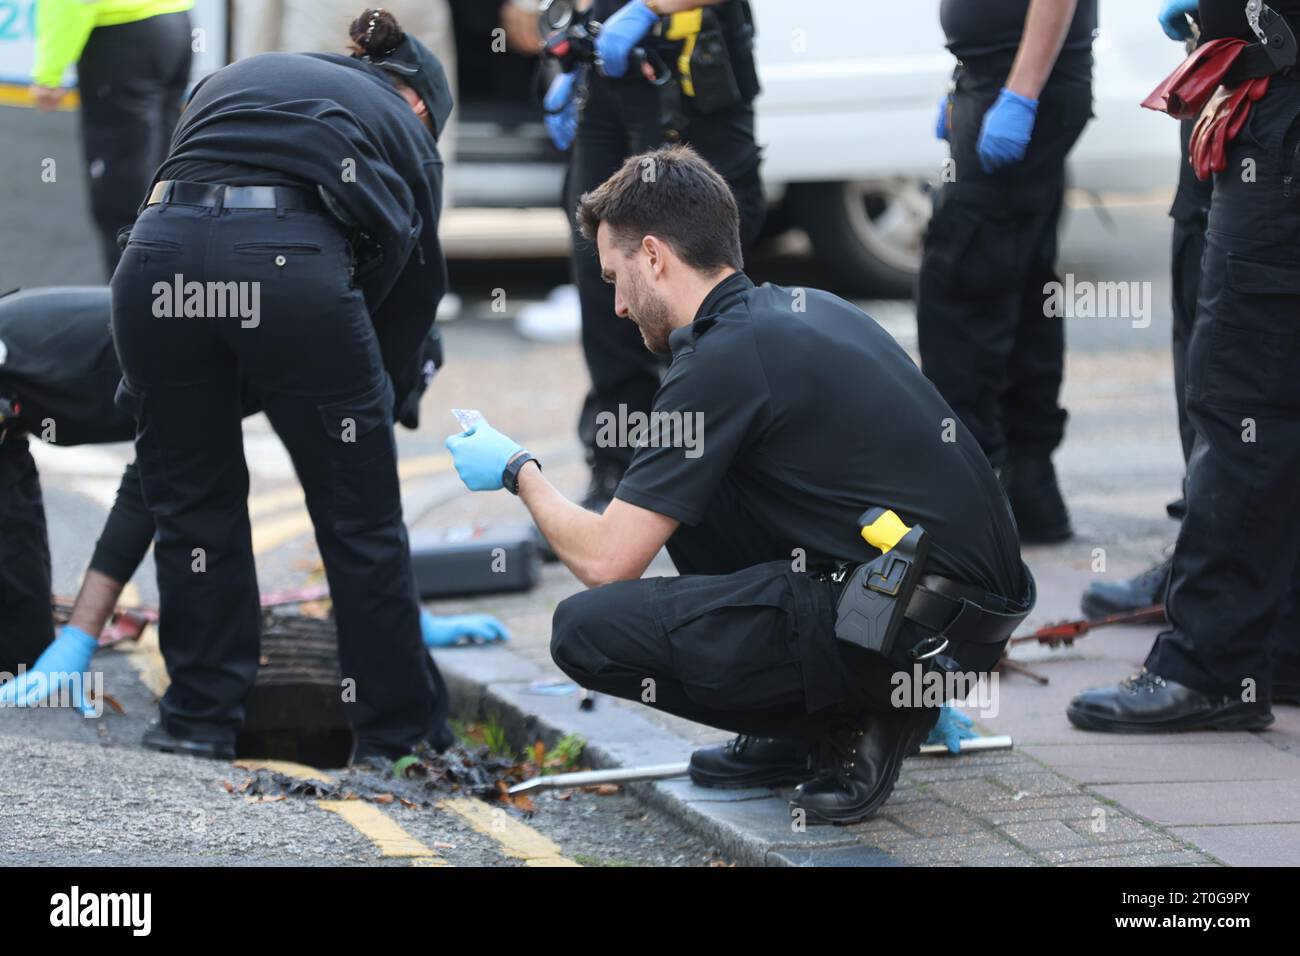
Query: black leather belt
144 180 326 214
905 573 1033 648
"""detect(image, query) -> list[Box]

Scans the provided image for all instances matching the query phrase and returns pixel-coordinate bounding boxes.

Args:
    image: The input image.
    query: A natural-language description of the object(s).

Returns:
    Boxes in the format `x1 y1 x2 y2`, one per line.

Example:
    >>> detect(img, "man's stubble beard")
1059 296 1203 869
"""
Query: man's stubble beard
626 269 674 356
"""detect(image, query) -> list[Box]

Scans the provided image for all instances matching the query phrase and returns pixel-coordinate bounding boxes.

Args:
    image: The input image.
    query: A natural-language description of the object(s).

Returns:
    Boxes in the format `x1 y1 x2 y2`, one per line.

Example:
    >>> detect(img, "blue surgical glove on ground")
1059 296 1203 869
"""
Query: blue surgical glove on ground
936 94 950 140
977 88 1037 174
926 705 977 754
445 419 524 492
595 0 660 78
544 72 579 150
0 624 98 715
420 609 511 648
1159 0 1199 41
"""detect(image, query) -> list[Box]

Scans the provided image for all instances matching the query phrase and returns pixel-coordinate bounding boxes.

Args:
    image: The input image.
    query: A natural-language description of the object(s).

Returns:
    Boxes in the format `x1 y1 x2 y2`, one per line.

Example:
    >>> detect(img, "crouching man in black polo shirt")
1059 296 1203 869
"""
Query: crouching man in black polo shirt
446 145 1034 824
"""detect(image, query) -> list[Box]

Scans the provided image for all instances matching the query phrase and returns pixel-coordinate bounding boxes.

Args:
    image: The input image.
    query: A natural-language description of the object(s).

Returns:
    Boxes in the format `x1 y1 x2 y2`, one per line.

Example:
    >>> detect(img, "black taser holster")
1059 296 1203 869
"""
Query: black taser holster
833 508 930 661
833 508 1035 672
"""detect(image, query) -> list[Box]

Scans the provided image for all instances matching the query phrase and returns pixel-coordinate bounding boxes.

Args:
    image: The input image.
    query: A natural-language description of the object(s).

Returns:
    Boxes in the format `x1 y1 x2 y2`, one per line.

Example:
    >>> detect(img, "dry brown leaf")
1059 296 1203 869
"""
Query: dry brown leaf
373 793 395 804
594 783 619 796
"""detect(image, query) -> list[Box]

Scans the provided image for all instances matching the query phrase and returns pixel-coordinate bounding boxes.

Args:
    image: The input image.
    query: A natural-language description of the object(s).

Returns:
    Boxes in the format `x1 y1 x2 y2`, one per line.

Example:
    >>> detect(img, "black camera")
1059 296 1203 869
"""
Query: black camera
538 0 670 82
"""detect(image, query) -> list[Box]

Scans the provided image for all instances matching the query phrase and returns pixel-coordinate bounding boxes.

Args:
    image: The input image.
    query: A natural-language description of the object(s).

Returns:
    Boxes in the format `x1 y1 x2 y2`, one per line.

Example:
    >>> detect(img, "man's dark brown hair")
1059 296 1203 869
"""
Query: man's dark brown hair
576 145 743 272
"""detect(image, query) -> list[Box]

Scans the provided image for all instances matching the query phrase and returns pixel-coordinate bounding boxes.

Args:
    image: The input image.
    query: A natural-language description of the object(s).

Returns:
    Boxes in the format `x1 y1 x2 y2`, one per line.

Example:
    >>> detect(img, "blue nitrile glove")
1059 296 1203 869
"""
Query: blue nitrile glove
0 624 98 715
1159 0 1199 41
445 419 524 492
977 88 1038 174
420 609 512 648
544 72 579 151
595 0 660 78
926 705 977 754
935 94 950 140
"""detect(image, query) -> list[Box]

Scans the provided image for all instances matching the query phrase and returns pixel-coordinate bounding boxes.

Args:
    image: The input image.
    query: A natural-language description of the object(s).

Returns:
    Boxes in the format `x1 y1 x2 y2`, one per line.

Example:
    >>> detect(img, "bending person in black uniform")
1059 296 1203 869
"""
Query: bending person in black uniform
547 0 764 511
110 8 454 763
0 286 482 719
446 147 1033 824
917 0 1096 543
1070 0 1300 731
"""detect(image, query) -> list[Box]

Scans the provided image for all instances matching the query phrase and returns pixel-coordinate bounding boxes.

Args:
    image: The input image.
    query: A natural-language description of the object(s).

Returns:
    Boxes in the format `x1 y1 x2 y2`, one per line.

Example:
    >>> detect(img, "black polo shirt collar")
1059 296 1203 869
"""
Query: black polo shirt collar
668 270 754 356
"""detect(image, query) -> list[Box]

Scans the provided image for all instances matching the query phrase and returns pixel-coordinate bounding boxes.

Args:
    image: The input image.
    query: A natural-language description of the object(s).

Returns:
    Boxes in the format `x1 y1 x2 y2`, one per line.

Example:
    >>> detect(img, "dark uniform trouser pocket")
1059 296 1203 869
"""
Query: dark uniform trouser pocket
551 561 852 729
316 376 401 535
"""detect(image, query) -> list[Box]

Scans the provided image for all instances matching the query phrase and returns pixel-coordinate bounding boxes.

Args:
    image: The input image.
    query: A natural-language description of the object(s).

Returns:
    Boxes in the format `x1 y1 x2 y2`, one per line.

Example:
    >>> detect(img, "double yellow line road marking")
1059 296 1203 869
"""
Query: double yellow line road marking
238 760 578 867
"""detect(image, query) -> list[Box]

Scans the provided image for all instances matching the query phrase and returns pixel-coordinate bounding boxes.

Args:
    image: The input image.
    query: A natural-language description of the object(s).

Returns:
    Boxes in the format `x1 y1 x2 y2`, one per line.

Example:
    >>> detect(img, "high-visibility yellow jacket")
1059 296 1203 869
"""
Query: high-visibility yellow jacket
32 0 194 88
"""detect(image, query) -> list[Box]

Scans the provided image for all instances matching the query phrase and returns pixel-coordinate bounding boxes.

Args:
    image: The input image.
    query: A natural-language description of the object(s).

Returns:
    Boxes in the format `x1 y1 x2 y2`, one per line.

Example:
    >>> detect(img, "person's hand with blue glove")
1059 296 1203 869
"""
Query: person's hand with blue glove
926 705 978 754
446 419 524 492
0 624 98 715
595 0 660 79
420 609 512 648
544 71 579 151
1159 0 1199 42
977 88 1038 174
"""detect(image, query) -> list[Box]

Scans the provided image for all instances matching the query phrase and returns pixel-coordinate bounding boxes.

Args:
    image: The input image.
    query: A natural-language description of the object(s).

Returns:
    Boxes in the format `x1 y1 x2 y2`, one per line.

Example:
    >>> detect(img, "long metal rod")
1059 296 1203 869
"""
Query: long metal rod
508 734 1015 794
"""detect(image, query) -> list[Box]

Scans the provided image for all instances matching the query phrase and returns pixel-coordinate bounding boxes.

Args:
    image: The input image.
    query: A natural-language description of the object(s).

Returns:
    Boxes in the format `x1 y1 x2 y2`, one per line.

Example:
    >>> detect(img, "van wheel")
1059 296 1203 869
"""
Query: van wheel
790 178 931 299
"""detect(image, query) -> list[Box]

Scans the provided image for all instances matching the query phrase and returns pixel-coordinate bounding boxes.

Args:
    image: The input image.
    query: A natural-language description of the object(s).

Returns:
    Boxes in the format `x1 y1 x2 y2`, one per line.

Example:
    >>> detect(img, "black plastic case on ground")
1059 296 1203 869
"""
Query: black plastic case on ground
409 523 542 598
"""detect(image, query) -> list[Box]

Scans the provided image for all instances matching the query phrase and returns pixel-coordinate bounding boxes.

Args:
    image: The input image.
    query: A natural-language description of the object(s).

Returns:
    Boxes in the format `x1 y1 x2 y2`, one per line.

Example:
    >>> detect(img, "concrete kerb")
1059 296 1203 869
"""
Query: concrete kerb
430 645 900 867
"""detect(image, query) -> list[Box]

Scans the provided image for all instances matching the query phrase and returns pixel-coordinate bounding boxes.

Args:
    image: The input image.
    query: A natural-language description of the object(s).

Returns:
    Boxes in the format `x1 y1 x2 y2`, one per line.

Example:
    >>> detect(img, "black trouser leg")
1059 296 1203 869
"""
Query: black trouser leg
77 11 193 277
1001 190 1069 459
551 559 905 743
1170 214 1208 467
259 385 445 753
570 80 676 475
0 440 55 672
1147 83 1300 699
570 79 764 476
916 68 1089 465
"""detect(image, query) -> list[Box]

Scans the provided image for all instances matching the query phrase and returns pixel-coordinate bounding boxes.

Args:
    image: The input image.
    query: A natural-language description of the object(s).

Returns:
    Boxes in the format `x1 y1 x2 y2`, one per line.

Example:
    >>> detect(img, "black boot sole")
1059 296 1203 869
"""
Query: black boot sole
1066 701 1274 734
1079 593 1167 621
142 728 235 760
688 763 812 790
795 715 935 826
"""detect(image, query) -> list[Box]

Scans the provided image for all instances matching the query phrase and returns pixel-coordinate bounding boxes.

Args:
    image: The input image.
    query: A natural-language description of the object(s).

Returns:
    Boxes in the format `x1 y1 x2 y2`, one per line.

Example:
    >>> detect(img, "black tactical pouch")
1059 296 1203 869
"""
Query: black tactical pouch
688 17 743 113
833 508 930 662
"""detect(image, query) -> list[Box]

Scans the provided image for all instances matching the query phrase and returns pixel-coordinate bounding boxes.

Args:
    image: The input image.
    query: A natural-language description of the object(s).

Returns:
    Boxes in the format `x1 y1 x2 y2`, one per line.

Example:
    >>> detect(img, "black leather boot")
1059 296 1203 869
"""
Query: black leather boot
788 708 938 826
1067 668 1274 733
1080 556 1172 619
689 735 813 789
1001 455 1073 544
142 719 235 760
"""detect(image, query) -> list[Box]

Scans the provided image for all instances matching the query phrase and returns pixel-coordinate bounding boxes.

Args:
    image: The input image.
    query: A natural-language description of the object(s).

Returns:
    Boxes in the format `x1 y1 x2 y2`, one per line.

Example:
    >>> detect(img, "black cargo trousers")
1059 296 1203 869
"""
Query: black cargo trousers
916 56 1092 467
77 11 193 277
1147 76 1300 699
550 486 957 744
0 438 54 672
109 199 447 754
569 75 765 479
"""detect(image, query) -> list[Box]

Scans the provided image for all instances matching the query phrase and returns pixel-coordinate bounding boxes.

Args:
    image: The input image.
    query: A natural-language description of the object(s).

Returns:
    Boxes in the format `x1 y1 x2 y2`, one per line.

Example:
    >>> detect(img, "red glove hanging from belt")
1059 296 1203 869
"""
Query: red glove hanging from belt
1141 37 1271 181
1189 75 1271 179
